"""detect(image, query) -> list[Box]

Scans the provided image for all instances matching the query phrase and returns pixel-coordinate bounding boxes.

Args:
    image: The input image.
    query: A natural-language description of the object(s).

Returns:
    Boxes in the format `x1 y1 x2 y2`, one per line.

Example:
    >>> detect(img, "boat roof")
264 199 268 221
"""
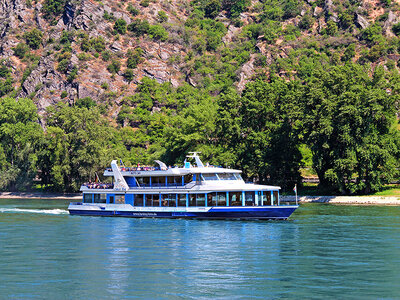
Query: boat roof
104 153 242 177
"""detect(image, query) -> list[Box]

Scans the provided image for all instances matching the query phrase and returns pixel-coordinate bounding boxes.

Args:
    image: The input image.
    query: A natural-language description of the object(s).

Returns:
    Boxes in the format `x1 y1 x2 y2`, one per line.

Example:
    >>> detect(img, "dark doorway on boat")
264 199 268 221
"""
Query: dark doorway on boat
109 196 114 204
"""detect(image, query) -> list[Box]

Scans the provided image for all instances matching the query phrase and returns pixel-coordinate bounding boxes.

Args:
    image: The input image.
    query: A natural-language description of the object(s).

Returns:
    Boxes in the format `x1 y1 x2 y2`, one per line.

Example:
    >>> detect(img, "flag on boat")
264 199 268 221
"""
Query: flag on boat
293 184 297 193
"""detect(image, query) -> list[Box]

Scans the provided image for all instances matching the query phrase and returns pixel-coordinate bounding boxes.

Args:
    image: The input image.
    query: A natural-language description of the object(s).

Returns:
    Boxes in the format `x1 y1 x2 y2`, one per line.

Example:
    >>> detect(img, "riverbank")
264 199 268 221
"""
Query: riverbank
282 195 400 205
0 192 81 200
1 192 400 205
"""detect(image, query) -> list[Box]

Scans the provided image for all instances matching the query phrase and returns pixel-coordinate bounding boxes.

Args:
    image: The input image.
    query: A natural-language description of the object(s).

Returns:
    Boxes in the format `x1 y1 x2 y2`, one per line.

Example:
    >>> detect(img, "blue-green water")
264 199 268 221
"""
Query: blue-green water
1 200 400 299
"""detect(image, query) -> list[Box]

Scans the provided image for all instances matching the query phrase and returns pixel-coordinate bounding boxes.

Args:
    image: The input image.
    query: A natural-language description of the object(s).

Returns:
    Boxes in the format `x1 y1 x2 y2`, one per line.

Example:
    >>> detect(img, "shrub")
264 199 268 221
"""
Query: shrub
283 0 300 19
204 0 222 19
60 30 75 44
101 50 112 61
339 12 354 30
361 24 382 44
114 18 127 35
342 43 355 61
127 3 139 16
24 28 43 49
158 11 168 23
148 25 169 41
127 48 143 69
393 23 400 36
80 36 91 51
325 20 338 36
12 43 30 58
76 97 97 108
67 66 78 82
299 14 313 30
140 0 149 7
57 59 69 73
61 91 68 98
103 11 116 21
92 37 106 52
123 69 135 82
42 0 67 20
107 59 121 74
128 19 150 36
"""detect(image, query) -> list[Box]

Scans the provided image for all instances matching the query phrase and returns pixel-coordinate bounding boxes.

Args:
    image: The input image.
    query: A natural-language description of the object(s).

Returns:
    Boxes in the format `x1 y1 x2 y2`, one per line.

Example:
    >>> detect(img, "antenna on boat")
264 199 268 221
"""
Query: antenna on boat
187 152 204 168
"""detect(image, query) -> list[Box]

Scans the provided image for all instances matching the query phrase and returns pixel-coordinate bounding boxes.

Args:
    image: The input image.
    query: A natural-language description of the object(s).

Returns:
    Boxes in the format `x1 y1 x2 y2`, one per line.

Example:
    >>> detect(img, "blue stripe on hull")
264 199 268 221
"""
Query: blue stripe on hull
68 207 298 220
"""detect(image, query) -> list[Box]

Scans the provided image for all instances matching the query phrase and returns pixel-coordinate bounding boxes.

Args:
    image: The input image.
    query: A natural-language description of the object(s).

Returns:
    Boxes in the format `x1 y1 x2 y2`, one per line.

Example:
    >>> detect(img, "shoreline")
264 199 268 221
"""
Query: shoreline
0 192 81 200
282 195 400 206
1 192 400 205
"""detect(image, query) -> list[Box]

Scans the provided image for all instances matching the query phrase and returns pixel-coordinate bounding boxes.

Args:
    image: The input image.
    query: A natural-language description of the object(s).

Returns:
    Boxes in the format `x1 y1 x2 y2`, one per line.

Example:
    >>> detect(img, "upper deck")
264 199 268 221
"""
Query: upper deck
104 165 242 177
82 153 280 193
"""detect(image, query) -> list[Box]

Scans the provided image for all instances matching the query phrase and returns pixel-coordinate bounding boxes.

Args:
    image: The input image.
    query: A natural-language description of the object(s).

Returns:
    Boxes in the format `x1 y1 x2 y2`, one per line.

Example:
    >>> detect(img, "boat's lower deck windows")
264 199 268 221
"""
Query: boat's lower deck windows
178 194 186 207
134 194 144 206
228 192 242 206
94 194 107 203
115 194 125 204
83 193 93 203
147 194 159 207
245 191 255 206
88 191 280 207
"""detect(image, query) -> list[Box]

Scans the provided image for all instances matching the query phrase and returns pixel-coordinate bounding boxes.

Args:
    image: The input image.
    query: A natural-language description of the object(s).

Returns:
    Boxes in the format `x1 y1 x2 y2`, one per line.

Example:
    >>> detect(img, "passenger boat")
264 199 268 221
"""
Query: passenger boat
68 153 298 220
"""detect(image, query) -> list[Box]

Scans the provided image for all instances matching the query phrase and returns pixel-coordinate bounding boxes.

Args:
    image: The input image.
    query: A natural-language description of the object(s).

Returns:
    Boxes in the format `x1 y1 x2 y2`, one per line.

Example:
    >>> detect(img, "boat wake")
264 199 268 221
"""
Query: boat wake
0 208 68 215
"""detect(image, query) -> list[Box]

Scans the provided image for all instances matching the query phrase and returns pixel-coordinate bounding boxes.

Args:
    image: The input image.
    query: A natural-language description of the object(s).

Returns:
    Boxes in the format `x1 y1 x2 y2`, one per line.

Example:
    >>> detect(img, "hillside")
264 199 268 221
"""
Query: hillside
0 0 399 112
1 0 400 194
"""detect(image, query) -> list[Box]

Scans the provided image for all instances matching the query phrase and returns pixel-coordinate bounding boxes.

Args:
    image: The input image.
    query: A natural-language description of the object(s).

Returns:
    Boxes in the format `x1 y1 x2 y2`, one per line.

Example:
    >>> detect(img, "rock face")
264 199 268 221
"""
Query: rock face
0 0 399 115
0 0 190 113
356 13 370 29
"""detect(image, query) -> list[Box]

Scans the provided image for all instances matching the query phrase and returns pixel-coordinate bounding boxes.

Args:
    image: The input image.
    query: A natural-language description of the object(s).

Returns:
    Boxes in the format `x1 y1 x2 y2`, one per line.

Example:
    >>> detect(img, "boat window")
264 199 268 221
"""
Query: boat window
83 193 92 203
161 194 176 207
208 192 217 206
134 194 143 206
147 194 160 207
184 174 193 184
93 194 106 203
228 192 242 206
145 195 152 207
218 173 237 180
178 194 186 207
151 177 164 187
166 176 183 186
257 191 263 206
136 177 150 187
201 173 219 181
109 196 114 204
115 194 125 204
196 194 206 206
263 192 272 205
273 191 279 205
217 192 227 206
234 174 243 180
245 192 255 206
189 194 196 207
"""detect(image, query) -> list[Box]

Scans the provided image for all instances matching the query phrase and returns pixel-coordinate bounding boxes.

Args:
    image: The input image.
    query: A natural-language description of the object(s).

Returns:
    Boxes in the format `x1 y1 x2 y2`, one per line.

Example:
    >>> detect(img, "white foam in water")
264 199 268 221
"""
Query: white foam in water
0 208 68 215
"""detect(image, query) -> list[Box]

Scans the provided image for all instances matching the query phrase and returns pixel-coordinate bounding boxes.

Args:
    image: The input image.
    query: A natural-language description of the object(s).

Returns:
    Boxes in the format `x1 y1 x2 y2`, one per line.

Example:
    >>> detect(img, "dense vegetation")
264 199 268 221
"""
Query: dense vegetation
1 0 400 194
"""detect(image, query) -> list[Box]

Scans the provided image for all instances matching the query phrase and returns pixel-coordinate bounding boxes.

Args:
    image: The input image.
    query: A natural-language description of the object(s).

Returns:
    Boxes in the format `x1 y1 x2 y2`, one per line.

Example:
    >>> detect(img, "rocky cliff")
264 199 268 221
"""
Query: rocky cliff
0 0 399 115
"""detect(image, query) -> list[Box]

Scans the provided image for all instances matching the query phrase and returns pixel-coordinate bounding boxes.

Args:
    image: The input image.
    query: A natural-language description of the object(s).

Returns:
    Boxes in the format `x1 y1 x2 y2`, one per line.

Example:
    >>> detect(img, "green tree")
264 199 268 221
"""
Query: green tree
0 98 43 191
39 104 115 191
24 28 43 49
114 18 127 34
12 43 30 59
302 64 400 194
148 25 169 41
42 0 67 20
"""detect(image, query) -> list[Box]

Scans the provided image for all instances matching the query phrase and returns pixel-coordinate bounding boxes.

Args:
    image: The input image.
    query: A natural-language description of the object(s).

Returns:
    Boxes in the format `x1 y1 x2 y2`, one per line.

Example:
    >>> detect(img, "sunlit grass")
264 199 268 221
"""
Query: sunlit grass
371 184 400 196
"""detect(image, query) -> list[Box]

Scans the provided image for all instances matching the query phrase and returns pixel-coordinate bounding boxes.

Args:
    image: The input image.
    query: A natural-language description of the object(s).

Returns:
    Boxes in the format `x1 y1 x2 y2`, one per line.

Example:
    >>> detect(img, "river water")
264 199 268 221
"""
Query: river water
0 199 399 299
